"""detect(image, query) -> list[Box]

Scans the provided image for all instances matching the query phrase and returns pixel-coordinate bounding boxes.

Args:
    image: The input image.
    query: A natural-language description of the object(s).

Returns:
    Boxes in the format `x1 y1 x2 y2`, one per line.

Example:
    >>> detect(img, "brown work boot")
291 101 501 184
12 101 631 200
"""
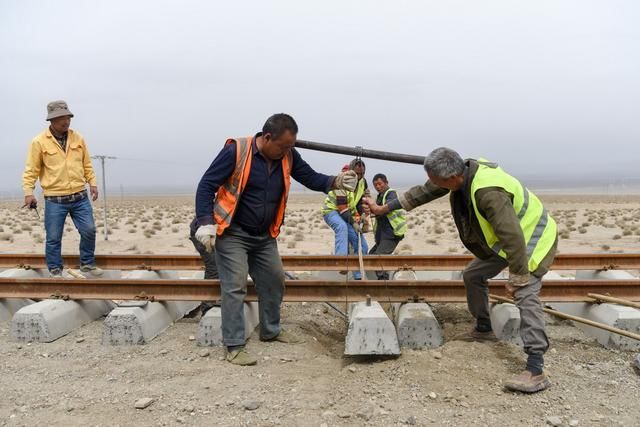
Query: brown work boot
504 370 551 393
261 329 304 344
453 327 498 342
226 348 257 366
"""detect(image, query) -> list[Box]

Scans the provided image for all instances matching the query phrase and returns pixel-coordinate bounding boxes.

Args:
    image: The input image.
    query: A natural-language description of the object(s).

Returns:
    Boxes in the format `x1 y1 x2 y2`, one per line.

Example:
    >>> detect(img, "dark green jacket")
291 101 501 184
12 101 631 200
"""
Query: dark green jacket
390 159 557 277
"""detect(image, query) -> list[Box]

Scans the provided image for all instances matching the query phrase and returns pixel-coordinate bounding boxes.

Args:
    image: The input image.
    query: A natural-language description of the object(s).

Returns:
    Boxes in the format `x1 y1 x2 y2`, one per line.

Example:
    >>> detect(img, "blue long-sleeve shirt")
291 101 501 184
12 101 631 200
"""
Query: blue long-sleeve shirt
194 133 335 235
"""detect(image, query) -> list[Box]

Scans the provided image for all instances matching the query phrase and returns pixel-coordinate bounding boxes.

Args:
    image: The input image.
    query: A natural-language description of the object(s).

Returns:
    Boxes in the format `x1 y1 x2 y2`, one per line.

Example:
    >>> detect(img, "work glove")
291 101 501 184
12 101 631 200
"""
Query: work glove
505 272 531 296
339 210 355 225
195 224 217 253
334 170 358 192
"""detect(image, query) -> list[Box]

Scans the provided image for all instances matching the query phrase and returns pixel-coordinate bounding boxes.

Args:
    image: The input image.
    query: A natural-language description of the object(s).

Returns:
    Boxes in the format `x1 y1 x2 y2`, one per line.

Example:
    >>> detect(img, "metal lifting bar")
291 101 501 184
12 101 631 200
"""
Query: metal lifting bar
295 140 426 165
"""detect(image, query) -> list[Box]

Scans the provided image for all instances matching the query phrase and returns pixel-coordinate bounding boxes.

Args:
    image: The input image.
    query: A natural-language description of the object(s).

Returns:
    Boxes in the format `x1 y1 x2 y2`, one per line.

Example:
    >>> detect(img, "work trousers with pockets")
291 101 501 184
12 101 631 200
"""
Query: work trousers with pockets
214 224 284 347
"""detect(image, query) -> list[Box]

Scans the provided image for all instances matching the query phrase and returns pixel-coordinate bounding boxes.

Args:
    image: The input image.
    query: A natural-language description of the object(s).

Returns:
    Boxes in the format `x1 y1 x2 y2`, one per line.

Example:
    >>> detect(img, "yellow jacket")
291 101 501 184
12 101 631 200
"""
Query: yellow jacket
22 128 97 196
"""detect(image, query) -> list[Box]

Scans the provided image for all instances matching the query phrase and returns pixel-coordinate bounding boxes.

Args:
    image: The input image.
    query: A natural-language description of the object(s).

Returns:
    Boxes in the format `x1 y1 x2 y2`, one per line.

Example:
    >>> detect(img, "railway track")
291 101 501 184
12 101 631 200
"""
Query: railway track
0 277 639 302
1 253 640 271
0 253 638 303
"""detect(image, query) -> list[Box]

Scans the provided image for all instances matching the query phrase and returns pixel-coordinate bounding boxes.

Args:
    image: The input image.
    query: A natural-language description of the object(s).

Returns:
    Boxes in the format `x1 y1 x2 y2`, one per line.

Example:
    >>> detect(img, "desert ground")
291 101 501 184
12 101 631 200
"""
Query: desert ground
0 193 639 426
3 193 640 257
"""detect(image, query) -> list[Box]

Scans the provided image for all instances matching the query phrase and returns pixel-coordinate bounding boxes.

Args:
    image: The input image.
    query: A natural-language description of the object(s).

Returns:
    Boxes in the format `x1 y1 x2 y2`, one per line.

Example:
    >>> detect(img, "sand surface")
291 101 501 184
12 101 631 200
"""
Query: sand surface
1 193 639 426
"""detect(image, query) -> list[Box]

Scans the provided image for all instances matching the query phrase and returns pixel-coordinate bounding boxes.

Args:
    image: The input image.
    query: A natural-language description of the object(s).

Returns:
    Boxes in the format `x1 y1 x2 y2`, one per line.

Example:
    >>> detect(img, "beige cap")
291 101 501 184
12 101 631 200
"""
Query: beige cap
46 100 74 121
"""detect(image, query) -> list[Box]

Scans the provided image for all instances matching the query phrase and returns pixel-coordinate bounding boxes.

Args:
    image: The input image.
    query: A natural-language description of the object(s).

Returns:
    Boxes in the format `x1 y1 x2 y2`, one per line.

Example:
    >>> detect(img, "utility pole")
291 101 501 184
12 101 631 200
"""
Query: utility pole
92 155 117 241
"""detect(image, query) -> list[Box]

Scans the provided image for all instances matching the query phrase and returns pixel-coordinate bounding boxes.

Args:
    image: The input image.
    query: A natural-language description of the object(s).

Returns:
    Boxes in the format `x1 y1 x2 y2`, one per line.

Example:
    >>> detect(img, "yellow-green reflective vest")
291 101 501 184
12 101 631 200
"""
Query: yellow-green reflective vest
347 178 366 211
373 188 407 237
470 159 557 272
321 190 341 215
321 178 366 216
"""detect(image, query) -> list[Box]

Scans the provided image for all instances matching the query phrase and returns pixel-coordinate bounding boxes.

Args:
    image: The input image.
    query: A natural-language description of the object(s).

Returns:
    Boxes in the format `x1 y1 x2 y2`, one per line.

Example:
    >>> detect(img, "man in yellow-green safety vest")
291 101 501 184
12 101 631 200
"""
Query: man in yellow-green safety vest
369 173 406 280
321 162 369 279
365 147 557 394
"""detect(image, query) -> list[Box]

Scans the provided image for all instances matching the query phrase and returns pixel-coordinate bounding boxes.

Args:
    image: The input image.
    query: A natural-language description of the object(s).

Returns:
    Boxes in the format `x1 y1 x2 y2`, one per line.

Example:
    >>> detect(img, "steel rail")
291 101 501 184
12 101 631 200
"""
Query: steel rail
0 278 638 303
1 253 640 271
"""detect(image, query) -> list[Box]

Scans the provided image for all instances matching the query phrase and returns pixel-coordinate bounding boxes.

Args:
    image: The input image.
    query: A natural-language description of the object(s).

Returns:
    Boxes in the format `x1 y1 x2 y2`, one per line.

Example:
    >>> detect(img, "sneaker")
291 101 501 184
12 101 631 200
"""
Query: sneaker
80 264 104 277
452 327 498 342
49 268 63 278
261 329 304 344
504 370 551 393
226 348 257 366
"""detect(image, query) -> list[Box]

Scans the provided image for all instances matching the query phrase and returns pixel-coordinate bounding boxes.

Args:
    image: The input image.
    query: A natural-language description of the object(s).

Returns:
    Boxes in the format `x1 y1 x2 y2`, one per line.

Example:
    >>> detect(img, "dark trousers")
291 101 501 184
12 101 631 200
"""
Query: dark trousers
189 236 219 279
189 236 219 312
462 256 550 355
367 238 401 280
214 224 284 347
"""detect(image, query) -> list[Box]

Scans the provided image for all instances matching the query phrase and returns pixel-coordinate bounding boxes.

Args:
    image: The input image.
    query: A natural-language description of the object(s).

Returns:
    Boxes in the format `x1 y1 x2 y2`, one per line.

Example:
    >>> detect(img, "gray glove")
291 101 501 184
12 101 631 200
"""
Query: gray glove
334 170 358 192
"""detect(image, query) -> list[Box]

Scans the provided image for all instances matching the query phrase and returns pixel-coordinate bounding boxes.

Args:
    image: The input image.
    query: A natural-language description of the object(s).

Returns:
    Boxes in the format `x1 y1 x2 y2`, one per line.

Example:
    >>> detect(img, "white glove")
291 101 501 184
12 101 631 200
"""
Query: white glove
335 170 358 192
195 225 217 253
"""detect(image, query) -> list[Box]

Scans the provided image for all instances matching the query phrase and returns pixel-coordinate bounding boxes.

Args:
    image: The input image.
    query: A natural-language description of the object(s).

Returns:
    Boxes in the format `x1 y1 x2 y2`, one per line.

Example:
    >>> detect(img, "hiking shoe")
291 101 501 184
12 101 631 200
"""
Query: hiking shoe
80 264 104 277
262 329 304 344
49 268 63 278
452 328 498 342
226 348 257 366
504 370 551 393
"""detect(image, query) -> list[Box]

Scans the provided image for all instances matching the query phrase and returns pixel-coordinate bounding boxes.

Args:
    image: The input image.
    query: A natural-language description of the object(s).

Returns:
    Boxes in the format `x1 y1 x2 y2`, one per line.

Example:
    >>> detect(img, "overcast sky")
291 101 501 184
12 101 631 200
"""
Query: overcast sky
1 0 639 196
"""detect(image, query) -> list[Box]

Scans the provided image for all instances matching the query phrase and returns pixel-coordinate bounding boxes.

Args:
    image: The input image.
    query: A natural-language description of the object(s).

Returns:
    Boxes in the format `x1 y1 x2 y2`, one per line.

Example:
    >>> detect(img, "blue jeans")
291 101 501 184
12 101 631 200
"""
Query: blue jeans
44 196 96 271
215 224 284 347
323 211 368 279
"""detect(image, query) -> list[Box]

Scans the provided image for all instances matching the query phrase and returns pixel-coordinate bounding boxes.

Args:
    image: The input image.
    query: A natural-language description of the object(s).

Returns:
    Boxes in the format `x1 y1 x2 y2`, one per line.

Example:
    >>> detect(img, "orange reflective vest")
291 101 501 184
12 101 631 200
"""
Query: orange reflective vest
213 136 292 238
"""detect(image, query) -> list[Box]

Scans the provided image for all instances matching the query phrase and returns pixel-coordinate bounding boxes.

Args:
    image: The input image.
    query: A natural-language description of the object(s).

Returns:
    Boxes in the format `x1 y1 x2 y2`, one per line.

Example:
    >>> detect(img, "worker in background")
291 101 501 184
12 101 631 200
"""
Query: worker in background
368 173 406 280
194 113 357 366
321 164 365 280
22 100 102 278
365 147 557 393
348 158 370 254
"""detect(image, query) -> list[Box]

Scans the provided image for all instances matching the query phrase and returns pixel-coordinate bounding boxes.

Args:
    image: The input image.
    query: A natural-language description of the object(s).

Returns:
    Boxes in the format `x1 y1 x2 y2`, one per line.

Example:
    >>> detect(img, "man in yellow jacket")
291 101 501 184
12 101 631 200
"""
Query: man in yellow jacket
22 100 102 277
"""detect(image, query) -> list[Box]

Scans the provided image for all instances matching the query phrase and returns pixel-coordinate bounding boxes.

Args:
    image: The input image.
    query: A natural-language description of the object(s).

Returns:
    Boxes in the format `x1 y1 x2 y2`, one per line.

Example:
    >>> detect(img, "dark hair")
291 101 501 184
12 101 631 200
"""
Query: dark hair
262 113 298 139
372 173 388 183
349 158 365 170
